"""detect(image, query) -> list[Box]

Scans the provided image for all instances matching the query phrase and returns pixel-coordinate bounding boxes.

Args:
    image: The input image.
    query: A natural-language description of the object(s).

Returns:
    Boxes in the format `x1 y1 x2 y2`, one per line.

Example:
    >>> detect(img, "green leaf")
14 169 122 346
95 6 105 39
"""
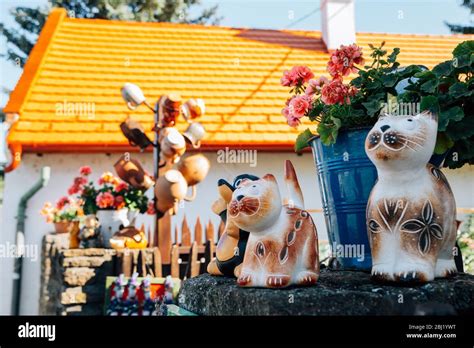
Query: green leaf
434 132 454 154
317 120 340 146
362 99 383 116
432 60 453 78
420 78 438 93
294 128 315 152
439 106 464 131
448 82 469 98
420 95 440 113
387 48 400 63
452 40 474 57
380 74 398 88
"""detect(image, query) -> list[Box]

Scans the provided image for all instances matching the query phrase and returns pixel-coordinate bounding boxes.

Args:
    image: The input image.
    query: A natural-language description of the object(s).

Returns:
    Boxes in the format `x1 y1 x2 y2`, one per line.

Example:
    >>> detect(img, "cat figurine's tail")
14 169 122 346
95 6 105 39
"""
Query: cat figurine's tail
284 160 304 209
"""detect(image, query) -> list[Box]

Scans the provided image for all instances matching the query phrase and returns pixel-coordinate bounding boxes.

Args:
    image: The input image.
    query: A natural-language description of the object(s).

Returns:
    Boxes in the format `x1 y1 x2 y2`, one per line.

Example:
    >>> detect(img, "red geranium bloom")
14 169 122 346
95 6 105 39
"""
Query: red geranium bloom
96 192 115 209
56 196 70 209
79 166 92 176
327 44 365 77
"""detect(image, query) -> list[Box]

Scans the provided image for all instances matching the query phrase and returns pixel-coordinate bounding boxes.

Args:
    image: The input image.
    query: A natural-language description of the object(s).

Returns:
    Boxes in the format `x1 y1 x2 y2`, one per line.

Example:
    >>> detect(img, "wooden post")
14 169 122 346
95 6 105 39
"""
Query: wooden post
121 250 133 277
190 241 199 277
170 244 180 278
153 247 162 277
194 217 203 245
206 220 214 244
181 215 191 247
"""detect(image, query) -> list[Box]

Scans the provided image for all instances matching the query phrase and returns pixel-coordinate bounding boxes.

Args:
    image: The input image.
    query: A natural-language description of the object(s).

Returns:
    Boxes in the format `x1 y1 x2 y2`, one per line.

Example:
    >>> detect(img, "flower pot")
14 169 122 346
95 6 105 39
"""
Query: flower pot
309 127 376 271
96 209 130 248
54 220 78 234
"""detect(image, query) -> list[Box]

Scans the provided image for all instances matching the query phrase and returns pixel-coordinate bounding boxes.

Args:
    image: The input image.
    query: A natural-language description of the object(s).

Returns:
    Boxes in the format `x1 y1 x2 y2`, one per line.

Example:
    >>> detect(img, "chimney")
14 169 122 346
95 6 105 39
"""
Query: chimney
320 0 356 51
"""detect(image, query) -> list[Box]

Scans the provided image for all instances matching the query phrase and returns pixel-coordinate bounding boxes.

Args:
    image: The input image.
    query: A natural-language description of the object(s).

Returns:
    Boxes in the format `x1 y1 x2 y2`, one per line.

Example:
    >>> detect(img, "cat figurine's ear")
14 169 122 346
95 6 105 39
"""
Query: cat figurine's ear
217 179 234 203
417 110 438 122
284 160 304 209
262 174 277 183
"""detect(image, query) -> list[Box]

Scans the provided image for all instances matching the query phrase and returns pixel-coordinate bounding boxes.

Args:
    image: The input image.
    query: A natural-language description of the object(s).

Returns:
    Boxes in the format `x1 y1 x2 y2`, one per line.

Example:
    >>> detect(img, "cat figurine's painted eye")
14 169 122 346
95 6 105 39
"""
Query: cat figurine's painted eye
404 116 416 130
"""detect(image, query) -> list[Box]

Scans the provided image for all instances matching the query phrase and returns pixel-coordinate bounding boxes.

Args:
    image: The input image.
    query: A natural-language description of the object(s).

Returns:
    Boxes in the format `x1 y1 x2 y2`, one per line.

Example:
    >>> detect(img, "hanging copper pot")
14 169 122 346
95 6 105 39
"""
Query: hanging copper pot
114 154 154 190
120 117 154 150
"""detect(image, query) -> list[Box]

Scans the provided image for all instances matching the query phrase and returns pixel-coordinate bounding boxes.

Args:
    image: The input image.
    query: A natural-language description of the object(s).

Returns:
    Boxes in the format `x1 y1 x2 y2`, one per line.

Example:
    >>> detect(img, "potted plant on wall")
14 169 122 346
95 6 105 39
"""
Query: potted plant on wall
41 196 83 234
68 166 149 247
398 40 474 169
281 42 423 270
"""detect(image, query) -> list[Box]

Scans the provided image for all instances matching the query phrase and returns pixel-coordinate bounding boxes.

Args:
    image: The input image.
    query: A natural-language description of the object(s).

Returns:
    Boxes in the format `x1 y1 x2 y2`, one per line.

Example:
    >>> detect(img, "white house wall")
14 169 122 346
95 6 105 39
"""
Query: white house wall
0 152 472 315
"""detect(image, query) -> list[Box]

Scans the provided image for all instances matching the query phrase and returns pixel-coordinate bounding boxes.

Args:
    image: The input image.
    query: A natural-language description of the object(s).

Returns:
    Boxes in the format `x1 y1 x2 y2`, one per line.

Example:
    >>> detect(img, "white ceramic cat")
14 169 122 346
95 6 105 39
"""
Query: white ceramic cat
231 160 319 288
365 111 457 284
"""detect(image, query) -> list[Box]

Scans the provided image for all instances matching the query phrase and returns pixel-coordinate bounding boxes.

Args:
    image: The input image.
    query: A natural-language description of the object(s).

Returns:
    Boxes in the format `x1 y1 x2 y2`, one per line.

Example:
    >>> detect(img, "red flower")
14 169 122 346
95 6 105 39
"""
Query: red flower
321 78 357 105
282 106 302 128
305 76 329 96
114 195 126 209
146 201 156 215
74 176 87 186
115 182 129 192
68 185 79 195
79 166 92 176
281 66 314 87
327 44 365 77
56 196 70 210
96 192 115 209
289 95 312 117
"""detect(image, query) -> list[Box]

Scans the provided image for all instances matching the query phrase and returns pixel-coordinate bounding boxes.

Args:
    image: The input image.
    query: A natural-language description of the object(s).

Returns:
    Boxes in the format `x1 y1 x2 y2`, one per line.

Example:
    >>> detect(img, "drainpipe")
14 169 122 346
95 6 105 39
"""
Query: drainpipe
11 166 50 315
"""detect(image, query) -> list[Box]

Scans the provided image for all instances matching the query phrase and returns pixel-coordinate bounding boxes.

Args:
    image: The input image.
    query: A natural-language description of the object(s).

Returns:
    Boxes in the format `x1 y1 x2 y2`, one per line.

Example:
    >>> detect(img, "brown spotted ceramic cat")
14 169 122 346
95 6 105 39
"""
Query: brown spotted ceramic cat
232 160 319 288
365 111 457 284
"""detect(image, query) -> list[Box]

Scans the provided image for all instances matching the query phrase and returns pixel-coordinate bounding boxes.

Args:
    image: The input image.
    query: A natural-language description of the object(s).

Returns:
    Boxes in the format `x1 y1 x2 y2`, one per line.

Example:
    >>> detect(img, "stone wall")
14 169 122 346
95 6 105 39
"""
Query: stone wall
40 233 116 315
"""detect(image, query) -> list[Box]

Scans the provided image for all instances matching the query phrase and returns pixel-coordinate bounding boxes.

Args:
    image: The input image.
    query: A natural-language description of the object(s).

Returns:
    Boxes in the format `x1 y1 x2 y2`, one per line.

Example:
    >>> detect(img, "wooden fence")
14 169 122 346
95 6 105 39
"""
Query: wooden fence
116 214 223 280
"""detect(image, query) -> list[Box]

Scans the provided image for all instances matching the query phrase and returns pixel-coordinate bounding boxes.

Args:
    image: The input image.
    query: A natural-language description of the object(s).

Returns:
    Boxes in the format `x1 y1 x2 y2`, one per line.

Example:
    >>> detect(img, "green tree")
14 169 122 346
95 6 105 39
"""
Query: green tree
0 0 221 67
446 0 474 34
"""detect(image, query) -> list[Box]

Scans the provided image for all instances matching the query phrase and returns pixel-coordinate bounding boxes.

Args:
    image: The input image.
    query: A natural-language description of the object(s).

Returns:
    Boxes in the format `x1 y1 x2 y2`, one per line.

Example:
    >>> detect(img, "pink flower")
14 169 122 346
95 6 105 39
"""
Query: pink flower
146 201 156 215
291 66 314 84
282 106 302 128
115 182 128 192
321 78 354 105
327 44 365 77
289 95 312 117
114 195 126 209
280 70 293 87
56 196 70 210
305 76 329 96
79 166 92 176
96 192 115 209
74 176 87 186
281 66 314 87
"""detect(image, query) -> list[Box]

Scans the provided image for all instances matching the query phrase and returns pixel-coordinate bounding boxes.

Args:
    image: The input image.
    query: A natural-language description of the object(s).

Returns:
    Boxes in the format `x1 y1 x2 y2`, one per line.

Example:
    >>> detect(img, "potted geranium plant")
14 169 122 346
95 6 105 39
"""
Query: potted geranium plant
40 196 83 234
68 166 149 247
281 42 423 270
398 40 474 168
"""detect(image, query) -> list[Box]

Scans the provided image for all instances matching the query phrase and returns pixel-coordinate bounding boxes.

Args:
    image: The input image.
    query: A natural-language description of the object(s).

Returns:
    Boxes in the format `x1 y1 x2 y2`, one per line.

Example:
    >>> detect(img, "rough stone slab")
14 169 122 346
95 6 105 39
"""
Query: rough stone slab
179 271 474 316
61 287 87 305
44 233 70 250
62 255 114 268
63 267 96 286
63 304 103 316
62 248 117 258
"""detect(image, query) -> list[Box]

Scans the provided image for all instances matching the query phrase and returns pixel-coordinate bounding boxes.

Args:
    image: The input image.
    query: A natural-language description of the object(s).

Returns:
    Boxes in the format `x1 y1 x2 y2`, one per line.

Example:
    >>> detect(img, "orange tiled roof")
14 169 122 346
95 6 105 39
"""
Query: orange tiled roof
4 8 473 152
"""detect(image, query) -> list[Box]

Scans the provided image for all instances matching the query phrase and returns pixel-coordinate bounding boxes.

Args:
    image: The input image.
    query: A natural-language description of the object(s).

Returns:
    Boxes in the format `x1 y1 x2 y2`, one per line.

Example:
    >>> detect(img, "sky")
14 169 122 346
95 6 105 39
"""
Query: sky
0 0 472 107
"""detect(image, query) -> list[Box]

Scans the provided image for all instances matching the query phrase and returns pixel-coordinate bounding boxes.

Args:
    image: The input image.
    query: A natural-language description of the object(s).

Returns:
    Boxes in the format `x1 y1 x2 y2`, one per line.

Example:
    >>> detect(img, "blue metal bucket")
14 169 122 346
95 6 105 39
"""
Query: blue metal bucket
309 127 377 271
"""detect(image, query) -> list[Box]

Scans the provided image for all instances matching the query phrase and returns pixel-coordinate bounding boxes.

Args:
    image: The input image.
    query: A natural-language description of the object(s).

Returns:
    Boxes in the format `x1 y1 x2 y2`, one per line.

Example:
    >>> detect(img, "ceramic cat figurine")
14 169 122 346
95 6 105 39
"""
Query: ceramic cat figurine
233 160 319 288
365 111 457 284
207 174 259 278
